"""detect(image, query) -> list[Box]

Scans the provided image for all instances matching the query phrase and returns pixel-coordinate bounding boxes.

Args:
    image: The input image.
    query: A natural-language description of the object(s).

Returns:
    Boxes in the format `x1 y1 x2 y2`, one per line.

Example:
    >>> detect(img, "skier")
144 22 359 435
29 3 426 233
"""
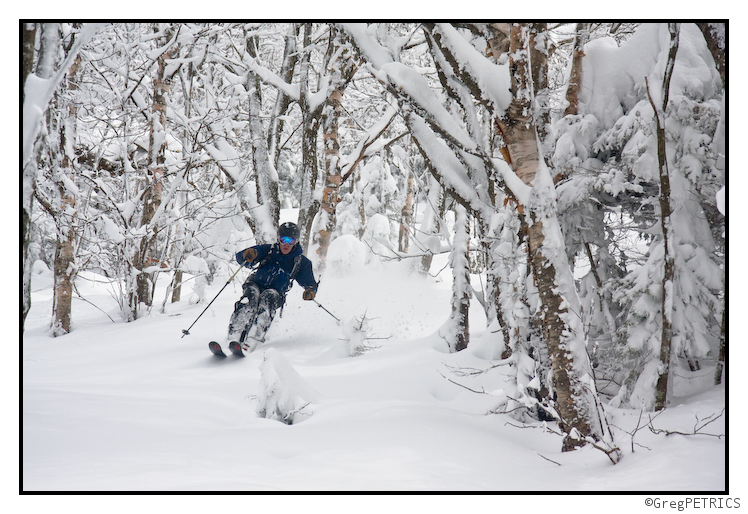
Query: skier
228 222 318 352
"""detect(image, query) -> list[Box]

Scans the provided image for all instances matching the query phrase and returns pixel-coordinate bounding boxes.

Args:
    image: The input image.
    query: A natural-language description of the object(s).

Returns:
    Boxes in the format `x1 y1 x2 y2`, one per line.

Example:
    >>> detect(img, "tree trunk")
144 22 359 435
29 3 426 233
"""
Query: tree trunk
171 270 183 303
22 23 37 102
297 24 322 252
714 307 725 385
316 27 358 268
246 34 280 242
444 204 471 352
25 23 87 332
22 22 38 332
488 208 524 360
496 27 542 188
418 173 444 275
134 26 176 315
526 217 592 450
297 116 321 252
495 24 603 451
564 23 588 117
52 51 82 336
530 23 551 146
695 23 725 91
318 83 343 268
269 24 300 169
650 24 680 412
399 171 415 253
52 220 75 335
584 242 618 338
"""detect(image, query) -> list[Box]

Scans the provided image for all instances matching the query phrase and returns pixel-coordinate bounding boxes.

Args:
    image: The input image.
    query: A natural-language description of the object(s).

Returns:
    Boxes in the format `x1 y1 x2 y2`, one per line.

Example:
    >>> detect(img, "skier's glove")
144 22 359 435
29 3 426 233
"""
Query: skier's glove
242 247 258 264
303 289 316 301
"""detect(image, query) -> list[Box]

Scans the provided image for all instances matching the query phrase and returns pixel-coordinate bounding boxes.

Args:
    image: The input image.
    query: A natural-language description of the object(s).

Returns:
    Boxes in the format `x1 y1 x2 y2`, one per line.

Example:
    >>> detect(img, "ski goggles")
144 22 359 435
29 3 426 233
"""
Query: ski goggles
279 235 296 245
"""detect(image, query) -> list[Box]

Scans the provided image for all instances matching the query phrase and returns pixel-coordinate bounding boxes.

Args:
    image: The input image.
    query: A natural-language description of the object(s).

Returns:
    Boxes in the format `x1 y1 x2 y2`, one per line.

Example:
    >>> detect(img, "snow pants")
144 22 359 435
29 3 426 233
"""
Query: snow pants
228 281 283 344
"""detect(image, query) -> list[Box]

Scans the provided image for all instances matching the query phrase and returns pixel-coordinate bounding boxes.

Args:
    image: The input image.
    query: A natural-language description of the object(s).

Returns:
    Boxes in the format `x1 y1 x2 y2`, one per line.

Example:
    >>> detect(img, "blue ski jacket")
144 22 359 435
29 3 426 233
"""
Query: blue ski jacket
236 243 317 296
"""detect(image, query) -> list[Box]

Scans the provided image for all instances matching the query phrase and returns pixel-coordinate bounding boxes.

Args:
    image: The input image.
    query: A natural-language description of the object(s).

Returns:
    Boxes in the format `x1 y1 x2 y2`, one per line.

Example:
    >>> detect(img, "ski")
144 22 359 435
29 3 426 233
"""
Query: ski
228 341 245 357
208 341 227 357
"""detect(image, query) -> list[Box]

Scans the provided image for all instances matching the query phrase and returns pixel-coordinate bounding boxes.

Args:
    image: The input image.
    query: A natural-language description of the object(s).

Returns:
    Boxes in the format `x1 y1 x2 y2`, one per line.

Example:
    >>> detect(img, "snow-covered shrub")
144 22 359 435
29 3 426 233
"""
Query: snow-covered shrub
341 314 379 357
256 348 319 425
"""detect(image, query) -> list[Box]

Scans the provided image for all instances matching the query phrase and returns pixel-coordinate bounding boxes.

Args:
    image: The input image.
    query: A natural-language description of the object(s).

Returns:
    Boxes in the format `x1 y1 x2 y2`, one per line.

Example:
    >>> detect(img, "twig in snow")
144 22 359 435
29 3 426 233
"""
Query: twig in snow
443 361 512 377
73 291 116 322
437 370 487 395
535 451 562 466
609 409 652 453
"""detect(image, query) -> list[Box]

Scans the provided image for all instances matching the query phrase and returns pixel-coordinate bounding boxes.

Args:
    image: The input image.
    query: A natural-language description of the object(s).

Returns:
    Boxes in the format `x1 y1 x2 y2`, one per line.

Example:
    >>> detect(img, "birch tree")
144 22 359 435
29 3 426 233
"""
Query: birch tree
245 29 281 241
22 22 100 332
132 24 179 314
296 24 323 251
21 22 38 331
31 23 82 336
237 23 398 260
493 24 605 451
342 22 617 454
317 26 359 268
48 40 83 335
440 204 471 352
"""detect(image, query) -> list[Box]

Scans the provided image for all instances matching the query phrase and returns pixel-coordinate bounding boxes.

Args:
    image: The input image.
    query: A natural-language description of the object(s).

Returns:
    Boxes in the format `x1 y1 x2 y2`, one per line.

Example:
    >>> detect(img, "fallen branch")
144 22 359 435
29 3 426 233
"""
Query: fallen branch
647 408 725 439
504 420 564 436
443 361 513 378
585 437 624 465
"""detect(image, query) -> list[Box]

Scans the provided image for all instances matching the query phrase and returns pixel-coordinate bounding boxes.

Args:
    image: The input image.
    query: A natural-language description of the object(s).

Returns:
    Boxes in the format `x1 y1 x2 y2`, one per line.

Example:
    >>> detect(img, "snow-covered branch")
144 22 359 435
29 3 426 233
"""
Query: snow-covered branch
244 52 300 101
340 106 400 183
23 23 105 168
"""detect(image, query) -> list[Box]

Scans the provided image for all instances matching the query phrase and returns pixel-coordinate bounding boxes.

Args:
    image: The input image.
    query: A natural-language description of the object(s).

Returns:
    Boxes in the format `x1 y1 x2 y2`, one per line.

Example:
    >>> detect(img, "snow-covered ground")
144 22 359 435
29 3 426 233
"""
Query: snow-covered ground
22 229 728 499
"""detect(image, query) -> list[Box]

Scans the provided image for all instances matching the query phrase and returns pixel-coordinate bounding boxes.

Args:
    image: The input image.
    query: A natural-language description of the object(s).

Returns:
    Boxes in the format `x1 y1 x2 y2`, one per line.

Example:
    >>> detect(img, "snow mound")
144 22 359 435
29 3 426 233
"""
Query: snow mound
256 348 320 425
326 234 367 276
32 260 51 275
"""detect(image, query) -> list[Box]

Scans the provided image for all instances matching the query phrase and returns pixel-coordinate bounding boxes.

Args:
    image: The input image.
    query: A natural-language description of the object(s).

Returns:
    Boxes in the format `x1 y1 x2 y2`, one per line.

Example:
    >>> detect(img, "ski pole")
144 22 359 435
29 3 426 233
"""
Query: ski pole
312 298 341 324
181 266 243 338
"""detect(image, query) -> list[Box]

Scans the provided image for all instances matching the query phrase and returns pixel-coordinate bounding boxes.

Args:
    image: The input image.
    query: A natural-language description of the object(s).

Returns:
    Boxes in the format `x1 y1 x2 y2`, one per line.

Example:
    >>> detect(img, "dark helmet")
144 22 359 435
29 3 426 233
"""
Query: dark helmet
278 222 300 242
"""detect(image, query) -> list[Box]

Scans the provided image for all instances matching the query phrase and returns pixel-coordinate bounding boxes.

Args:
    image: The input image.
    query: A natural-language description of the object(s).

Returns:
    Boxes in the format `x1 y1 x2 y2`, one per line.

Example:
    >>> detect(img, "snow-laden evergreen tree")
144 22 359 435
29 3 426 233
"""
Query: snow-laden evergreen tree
551 23 725 410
